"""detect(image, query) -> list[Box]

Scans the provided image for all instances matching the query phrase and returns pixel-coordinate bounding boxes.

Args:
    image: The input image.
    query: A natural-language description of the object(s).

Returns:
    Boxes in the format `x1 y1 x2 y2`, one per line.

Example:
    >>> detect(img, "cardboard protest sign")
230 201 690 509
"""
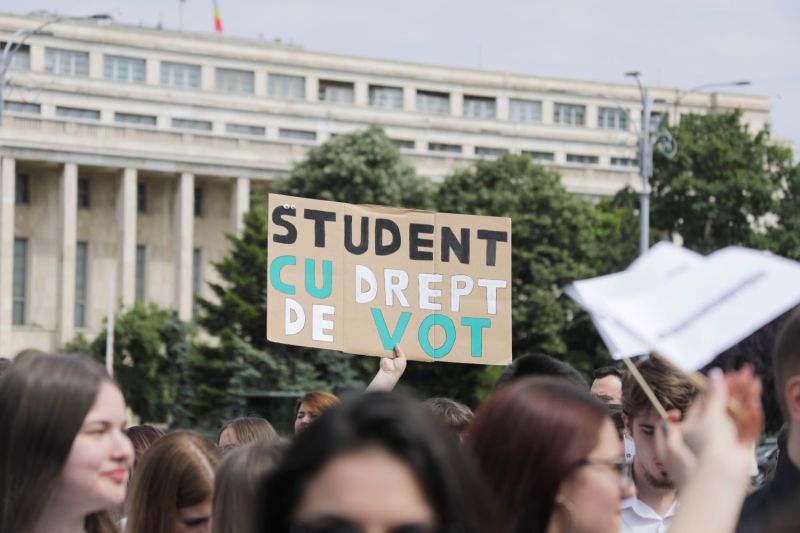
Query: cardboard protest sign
569 244 800 373
266 194 512 365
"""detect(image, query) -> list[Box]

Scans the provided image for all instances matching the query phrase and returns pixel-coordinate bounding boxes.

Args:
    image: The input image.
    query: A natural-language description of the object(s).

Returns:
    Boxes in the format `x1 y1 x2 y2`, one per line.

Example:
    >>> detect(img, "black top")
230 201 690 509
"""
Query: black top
736 454 800 533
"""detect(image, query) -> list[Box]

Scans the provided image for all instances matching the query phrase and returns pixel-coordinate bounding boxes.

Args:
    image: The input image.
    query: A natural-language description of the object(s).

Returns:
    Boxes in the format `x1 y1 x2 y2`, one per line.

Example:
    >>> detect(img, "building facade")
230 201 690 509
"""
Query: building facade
0 12 771 355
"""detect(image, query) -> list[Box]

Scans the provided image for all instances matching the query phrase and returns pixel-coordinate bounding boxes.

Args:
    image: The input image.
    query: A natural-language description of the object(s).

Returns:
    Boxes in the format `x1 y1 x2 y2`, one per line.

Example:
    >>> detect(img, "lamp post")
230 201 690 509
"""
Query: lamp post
672 80 751 123
0 13 111 126
625 72 752 256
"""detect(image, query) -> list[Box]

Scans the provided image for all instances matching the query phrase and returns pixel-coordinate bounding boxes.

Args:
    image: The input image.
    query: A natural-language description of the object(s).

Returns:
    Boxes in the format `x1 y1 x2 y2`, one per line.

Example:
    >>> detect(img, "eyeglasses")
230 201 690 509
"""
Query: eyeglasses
578 458 633 489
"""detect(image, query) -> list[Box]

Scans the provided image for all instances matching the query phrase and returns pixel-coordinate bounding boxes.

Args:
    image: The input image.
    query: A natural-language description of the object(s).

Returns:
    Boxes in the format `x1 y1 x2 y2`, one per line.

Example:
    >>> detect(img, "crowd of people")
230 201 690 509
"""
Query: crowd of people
1 309 800 533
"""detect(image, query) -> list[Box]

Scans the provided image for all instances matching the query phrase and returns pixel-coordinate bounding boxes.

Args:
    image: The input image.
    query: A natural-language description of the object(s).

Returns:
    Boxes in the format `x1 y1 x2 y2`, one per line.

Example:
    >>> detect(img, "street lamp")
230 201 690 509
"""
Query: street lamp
672 80 751 121
625 73 752 256
0 13 112 126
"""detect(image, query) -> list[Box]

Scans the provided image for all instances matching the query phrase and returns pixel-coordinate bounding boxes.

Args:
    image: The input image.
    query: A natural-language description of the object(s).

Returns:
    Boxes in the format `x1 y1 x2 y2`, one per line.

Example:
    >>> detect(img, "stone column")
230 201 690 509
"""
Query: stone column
230 177 250 235
450 92 464 117
354 81 369 107
117 168 137 307
173 172 194 320
0 158 15 354
57 163 78 345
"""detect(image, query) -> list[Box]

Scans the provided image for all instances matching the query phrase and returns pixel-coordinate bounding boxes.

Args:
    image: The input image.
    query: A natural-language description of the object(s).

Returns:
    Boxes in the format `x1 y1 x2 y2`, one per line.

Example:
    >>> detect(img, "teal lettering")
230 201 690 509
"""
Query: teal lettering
269 255 296 295
461 317 491 357
370 308 411 350
305 259 333 299
418 314 456 359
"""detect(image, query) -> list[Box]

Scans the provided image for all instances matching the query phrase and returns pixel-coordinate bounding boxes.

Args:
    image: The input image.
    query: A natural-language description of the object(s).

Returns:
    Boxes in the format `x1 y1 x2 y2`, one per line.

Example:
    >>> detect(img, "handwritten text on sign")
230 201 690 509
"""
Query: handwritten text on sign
266 194 512 365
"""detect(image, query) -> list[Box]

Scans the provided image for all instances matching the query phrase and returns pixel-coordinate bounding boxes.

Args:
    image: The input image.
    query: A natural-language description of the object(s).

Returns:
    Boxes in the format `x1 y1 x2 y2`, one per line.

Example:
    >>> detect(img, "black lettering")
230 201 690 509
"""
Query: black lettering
344 215 369 255
375 218 401 256
477 229 508 266
409 223 434 261
304 209 336 248
441 227 470 264
271 205 297 244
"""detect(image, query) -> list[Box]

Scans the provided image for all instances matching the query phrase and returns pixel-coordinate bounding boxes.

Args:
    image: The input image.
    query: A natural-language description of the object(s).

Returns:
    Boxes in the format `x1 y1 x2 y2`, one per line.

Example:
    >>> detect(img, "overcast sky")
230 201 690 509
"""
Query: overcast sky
5 0 799 156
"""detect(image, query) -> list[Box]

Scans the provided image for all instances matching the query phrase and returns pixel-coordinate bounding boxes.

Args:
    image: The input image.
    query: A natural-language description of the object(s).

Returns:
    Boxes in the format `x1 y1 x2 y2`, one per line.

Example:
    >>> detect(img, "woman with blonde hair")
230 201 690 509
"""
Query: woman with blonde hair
126 431 219 533
217 417 278 454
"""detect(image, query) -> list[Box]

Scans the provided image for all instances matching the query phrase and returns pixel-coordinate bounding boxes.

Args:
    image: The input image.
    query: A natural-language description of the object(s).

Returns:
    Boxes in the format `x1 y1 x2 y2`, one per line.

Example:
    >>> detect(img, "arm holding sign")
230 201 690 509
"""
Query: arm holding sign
366 345 408 392
660 367 762 533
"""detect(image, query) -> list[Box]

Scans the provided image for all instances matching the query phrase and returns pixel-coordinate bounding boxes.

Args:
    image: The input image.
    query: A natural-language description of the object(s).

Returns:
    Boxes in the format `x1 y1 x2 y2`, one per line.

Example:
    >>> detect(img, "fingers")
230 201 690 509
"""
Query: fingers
393 344 406 360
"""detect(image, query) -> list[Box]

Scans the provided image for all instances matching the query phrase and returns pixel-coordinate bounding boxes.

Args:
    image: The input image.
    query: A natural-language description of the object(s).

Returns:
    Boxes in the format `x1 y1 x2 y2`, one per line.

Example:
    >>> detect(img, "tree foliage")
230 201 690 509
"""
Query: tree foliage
64 303 192 423
648 110 792 252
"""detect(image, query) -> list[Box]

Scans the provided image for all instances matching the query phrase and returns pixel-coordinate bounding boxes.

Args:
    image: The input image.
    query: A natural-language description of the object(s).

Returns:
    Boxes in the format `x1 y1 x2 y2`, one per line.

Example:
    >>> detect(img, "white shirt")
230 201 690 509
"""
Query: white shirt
624 435 636 463
619 497 678 533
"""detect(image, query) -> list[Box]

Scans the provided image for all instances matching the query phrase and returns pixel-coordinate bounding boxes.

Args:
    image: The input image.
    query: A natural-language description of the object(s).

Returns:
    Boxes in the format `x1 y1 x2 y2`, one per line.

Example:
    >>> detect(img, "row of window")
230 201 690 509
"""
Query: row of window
15 174 209 217
11 237 205 326
5 99 640 164
3 44 636 127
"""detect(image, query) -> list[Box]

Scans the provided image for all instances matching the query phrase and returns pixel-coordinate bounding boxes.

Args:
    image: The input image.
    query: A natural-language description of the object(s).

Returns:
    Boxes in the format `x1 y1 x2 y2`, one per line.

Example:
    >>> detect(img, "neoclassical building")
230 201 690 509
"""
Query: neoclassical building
0 11 770 355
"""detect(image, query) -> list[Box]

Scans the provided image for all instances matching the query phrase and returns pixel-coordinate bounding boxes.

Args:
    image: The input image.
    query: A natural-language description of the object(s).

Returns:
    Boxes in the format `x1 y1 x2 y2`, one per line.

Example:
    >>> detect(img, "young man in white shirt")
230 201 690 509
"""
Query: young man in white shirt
620 357 699 533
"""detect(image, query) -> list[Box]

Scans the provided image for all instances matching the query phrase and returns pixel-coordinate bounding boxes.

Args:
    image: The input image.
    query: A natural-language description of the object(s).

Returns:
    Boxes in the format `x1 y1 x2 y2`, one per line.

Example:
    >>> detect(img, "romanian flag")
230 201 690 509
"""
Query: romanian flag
213 0 223 34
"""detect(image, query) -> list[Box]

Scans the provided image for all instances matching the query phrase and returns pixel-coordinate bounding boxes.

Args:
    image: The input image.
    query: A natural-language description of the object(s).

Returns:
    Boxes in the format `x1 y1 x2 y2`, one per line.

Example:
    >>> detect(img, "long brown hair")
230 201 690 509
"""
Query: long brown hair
218 417 279 447
126 431 220 533
0 352 120 533
467 378 609 533
212 440 285 533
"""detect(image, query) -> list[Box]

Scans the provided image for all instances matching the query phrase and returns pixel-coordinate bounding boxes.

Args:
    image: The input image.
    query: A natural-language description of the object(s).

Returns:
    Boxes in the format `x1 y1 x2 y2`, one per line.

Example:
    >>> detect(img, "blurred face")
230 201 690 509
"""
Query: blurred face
54 381 134 514
555 420 634 533
218 426 238 453
174 498 213 533
293 447 437 533
591 376 623 405
295 402 320 435
625 408 674 490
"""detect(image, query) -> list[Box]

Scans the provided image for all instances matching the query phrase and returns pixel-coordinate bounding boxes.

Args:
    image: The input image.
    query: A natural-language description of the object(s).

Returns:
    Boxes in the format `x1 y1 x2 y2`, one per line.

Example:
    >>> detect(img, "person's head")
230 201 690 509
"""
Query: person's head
622 356 698 492
294 391 339 435
126 430 220 533
591 366 624 405
494 354 589 391
773 307 800 431
0 352 133 533
127 425 166 466
0 357 11 378
261 391 495 533
468 377 632 533
212 441 285 533
218 417 279 453
423 397 474 440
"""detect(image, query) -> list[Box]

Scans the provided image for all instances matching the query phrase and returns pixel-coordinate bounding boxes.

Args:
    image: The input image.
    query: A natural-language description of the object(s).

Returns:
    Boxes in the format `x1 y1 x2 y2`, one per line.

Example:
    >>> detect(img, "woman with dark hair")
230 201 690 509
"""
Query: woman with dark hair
468 377 635 533
126 431 219 533
217 416 279 454
260 391 495 533
0 352 134 533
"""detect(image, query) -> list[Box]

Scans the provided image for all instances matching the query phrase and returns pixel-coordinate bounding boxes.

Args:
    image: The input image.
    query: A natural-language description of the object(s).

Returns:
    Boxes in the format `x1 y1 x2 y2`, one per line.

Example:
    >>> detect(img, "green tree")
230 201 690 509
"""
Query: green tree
762 160 800 260
64 303 192 423
647 110 792 252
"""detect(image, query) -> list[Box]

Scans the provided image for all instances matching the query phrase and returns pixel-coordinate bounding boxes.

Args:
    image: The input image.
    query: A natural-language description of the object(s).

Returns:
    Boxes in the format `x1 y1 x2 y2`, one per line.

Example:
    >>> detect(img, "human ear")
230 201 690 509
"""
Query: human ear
622 413 633 440
784 376 800 425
